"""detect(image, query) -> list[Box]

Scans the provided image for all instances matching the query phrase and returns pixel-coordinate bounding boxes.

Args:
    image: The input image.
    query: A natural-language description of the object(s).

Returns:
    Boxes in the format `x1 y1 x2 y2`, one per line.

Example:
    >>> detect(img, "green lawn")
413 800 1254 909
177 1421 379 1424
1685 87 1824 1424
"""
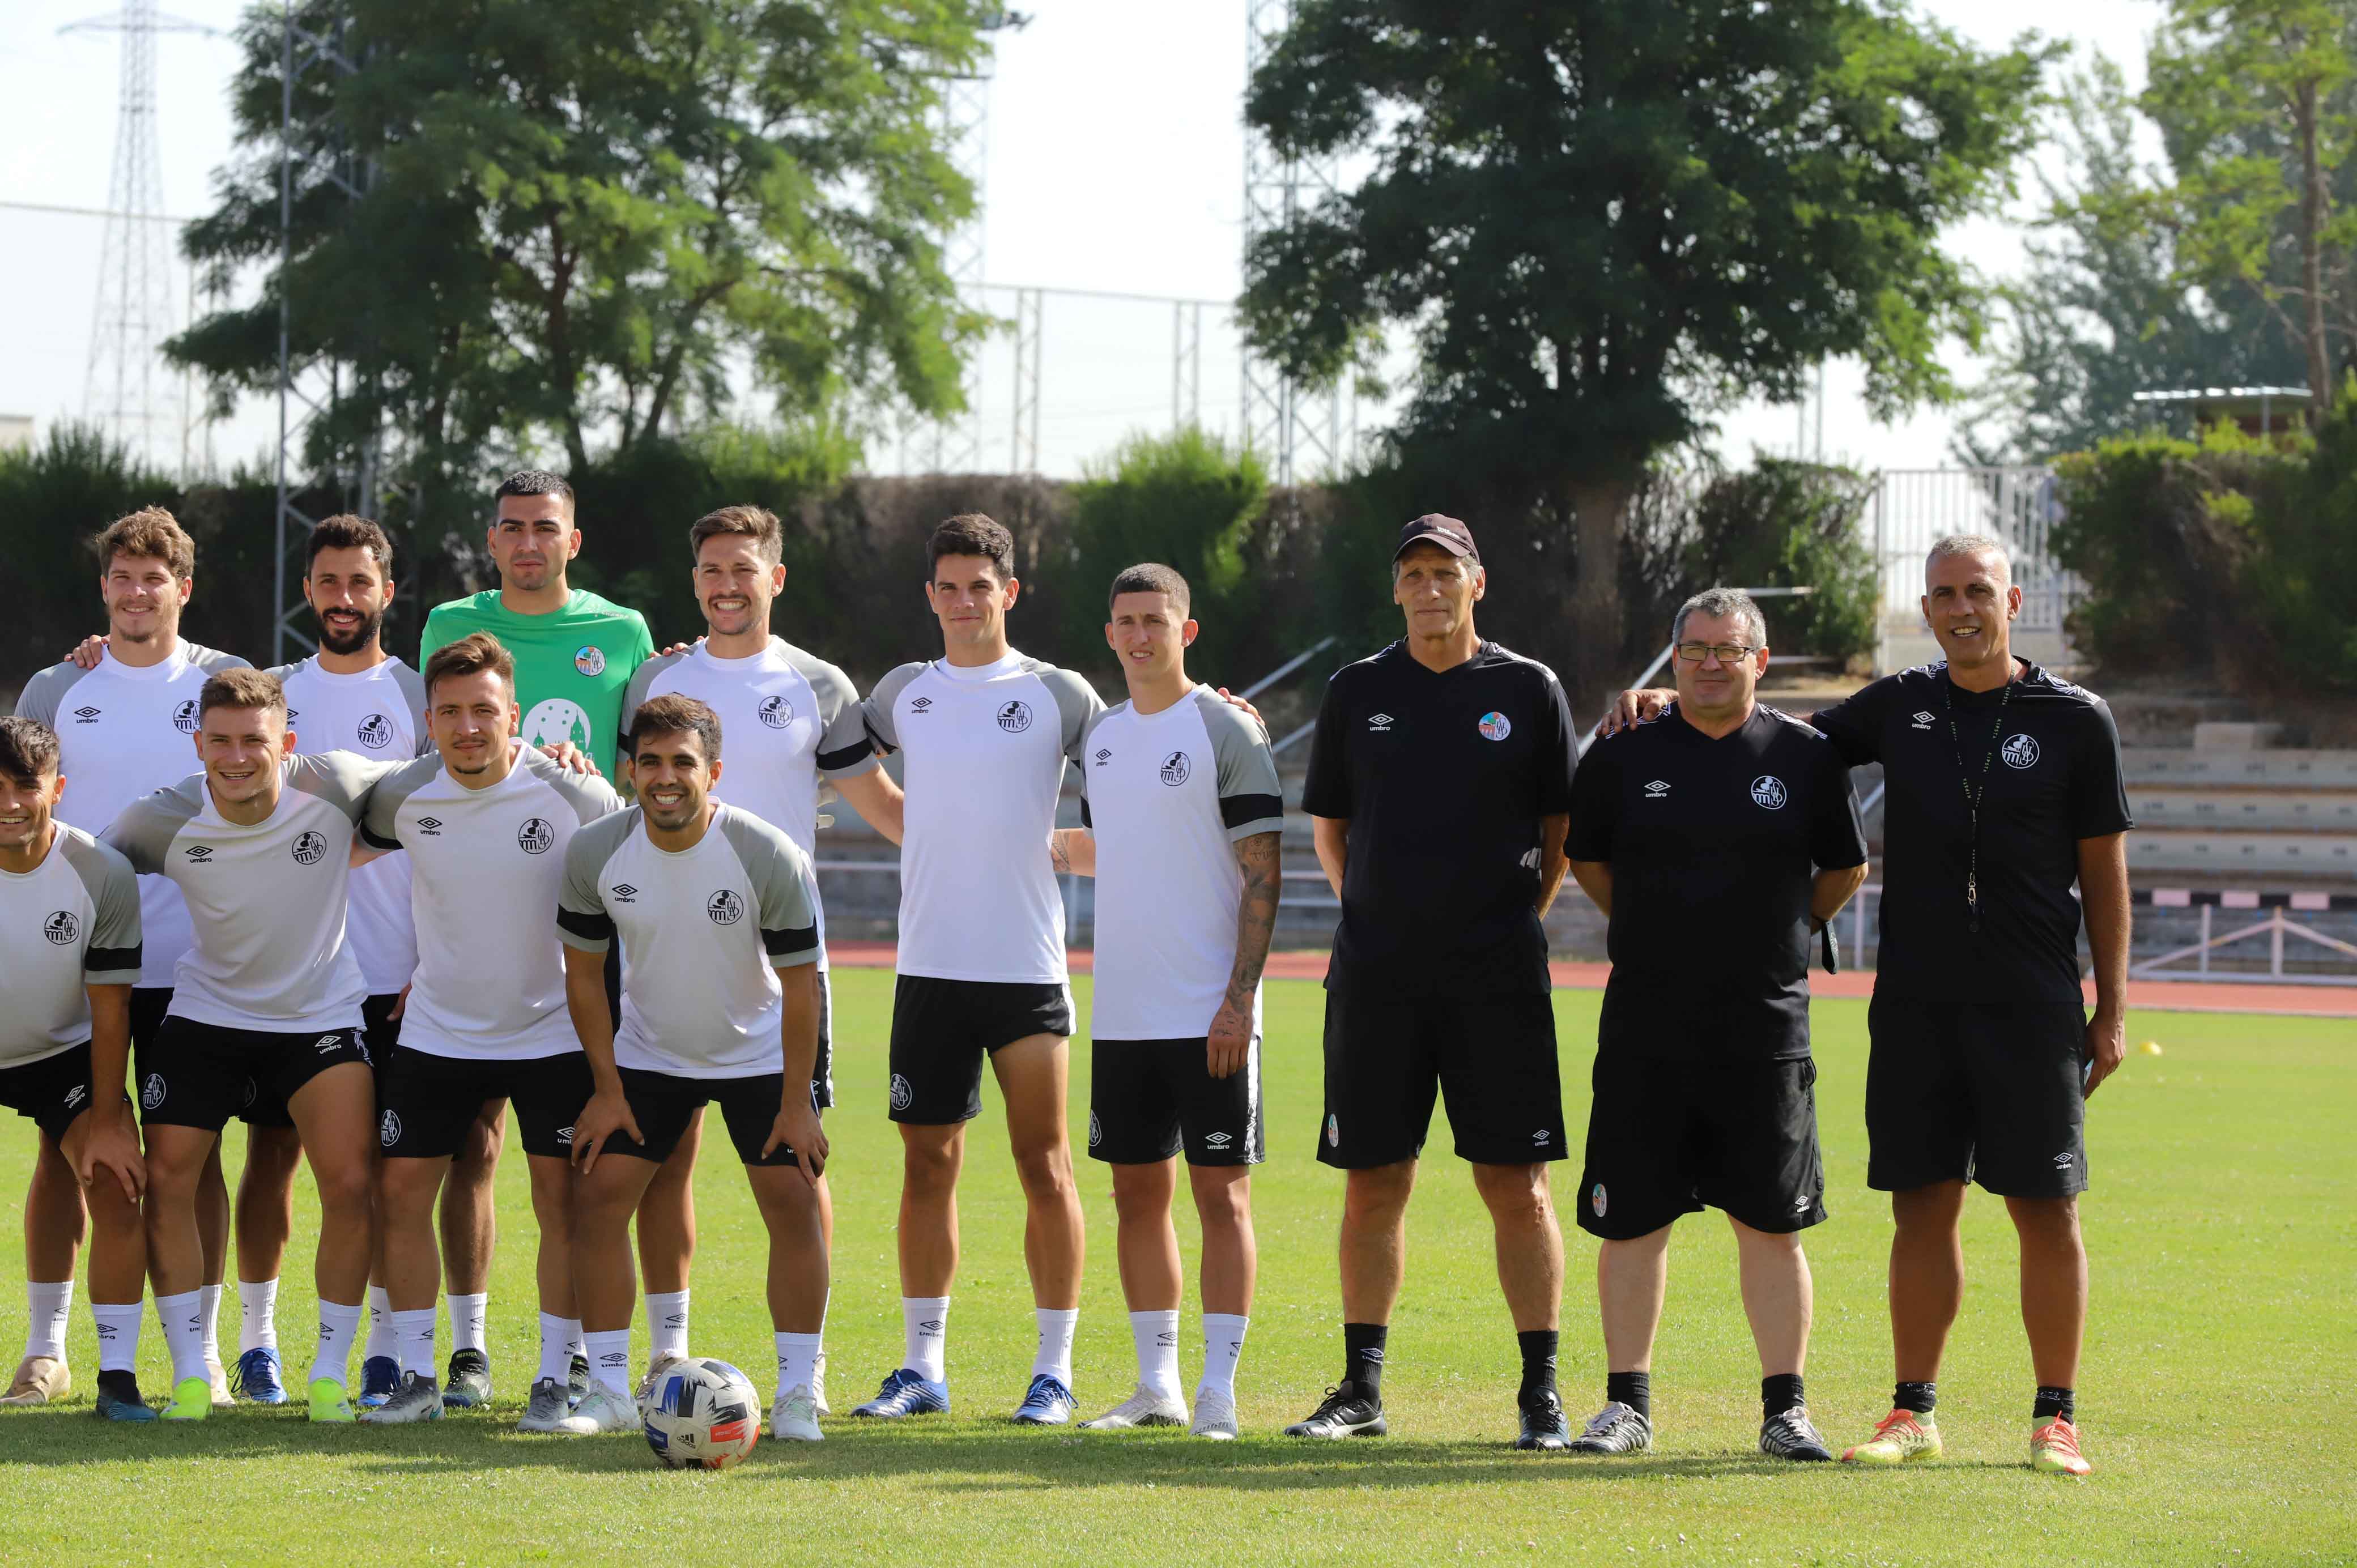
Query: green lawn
0 973 2348 1566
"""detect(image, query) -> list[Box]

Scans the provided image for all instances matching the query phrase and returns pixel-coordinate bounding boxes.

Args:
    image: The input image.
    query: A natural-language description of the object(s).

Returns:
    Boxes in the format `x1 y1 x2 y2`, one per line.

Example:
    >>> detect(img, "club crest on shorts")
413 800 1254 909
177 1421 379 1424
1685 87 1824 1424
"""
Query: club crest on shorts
292 830 328 865
356 713 393 749
706 889 745 925
996 700 1033 734
889 1073 913 1112
1088 1111 1103 1148
1590 1182 1607 1218
759 695 794 730
517 817 555 855
172 698 199 733
380 1110 402 1147
141 1073 165 1111
42 911 78 945
574 646 607 677
1750 774 1788 809
1325 1113 1339 1148
1159 750 1191 786
2002 733 2041 769
1479 710 1511 741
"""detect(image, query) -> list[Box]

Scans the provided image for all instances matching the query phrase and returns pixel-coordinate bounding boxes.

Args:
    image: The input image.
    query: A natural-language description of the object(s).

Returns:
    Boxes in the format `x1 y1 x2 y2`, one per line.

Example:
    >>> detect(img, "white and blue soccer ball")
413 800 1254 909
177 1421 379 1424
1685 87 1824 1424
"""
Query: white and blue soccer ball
642 1358 762 1470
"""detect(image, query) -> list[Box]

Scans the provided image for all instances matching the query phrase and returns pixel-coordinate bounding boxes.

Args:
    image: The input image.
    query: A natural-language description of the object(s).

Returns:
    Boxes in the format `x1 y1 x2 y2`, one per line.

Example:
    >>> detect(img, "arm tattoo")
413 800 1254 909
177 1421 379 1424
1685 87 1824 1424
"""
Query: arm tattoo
1223 831 1283 1011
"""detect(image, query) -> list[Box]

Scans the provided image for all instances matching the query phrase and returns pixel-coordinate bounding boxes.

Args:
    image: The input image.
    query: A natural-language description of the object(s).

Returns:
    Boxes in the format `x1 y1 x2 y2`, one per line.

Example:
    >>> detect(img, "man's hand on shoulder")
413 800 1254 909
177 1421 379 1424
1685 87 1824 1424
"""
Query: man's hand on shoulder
539 741 602 777
1596 688 1674 738
67 633 109 670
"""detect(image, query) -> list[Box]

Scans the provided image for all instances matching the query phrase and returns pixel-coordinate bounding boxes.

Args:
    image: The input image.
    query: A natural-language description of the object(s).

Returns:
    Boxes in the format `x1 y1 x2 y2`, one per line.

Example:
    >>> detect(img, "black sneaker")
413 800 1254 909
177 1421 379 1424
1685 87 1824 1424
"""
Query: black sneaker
1759 1405 1832 1461
441 1348 491 1411
1514 1388 1570 1451
1283 1379 1386 1439
1568 1400 1653 1454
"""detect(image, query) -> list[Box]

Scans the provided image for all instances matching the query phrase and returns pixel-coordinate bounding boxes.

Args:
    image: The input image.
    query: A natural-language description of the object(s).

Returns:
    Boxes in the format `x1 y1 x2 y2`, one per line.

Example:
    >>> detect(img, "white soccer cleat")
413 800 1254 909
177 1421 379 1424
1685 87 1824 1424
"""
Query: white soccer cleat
1079 1383 1188 1430
772 1383 823 1442
1189 1387 1239 1440
207 1356 233 1408
516 1377 572 1433
555 1384 639 1435
811 1351 829 1418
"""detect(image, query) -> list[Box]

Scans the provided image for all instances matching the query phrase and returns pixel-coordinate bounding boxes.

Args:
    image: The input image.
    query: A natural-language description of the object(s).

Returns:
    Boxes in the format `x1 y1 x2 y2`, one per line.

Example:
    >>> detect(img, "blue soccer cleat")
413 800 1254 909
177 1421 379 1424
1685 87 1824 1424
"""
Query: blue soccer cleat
851 1367 950 1419
358 1354 402 1409
229 1347 289 1405
93 1375 159 1423
1011 1373 1076 1426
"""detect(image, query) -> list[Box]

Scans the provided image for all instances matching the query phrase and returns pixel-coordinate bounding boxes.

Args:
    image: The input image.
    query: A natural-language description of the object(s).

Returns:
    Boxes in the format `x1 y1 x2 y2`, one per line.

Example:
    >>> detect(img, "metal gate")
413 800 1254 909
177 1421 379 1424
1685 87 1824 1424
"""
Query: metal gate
1870 467 2081 667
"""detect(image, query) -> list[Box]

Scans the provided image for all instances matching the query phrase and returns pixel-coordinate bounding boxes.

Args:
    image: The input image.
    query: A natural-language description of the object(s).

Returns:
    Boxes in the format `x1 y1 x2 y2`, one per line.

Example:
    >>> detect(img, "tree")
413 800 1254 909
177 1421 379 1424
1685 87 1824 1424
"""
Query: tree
169 0 993 492
1240 1 2050 707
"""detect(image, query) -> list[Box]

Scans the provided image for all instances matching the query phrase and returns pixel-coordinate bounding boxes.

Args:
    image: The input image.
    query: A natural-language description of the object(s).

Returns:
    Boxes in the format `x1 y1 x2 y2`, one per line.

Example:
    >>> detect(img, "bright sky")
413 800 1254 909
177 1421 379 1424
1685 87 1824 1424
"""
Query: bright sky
0 0 2160 483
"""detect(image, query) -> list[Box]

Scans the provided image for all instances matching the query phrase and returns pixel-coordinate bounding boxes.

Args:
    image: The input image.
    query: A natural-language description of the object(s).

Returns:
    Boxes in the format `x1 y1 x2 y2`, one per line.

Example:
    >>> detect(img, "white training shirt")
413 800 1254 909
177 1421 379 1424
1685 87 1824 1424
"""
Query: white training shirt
0 825 143 1070
271 656 430 996
1078 685 1287 1041
362 744 623 1060
861 650 1102 985
11 640 250 987
104 751 394 1033
558 803 822 1079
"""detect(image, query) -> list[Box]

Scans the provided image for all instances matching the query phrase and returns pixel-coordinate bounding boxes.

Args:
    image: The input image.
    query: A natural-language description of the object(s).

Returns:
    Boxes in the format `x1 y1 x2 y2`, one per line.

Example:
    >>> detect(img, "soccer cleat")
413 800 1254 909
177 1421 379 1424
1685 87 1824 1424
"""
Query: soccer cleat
308 1377 357 1423
93 1376 159 1422
2031 1416 2092 1476
1011 1373 1077 1426
1841 1408 1942 1466
1190 1386 1240 1440
159 1375 211 1422
207 1356 232 1408
359 1371 443 1425
1284 1380 1387 1439
568 1353 592 1411
851 1367 951 1419
772 1383 823 1442
633 1352 686 1416
1 1355 70 1406
1515 1390 1572 1451
229 1347 289 1404
811 1350 829 1418
1080 1383 1188 1430
1567 1401 1653 1455
516 1377 573 1433
553 1384 637 1435
1760 1406 1833 1462
441 1348 491 1410
358 1355 402 1409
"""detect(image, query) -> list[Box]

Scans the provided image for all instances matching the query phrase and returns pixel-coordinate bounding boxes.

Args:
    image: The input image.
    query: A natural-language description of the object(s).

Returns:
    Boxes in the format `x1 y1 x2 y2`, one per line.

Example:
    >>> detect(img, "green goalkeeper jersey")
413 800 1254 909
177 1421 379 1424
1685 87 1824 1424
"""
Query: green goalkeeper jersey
419 589 656 778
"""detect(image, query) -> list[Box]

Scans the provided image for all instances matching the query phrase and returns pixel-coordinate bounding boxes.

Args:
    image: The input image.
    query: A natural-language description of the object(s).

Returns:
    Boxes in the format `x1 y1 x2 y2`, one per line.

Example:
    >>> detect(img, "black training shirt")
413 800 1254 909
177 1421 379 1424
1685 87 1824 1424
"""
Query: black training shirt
1568 702 1867 1059
1810 658 2133 1006
1302 640 1579 996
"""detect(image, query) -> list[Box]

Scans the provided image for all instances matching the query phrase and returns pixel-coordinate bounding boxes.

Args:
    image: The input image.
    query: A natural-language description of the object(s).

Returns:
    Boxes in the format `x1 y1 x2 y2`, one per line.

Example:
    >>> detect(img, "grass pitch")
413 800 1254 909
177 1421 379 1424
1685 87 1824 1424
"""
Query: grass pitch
0 973 2347 1566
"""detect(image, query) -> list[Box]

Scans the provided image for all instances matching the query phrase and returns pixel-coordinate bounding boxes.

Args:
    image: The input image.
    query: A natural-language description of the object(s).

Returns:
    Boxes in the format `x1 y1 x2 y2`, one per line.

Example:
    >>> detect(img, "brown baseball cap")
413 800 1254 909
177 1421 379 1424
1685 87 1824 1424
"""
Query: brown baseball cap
1393 513 1478 563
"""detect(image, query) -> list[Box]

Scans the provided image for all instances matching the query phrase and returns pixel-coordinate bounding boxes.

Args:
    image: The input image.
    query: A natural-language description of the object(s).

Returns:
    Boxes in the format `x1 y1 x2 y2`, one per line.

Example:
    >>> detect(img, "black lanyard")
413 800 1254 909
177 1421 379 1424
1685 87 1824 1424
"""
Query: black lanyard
1941 675 2014 934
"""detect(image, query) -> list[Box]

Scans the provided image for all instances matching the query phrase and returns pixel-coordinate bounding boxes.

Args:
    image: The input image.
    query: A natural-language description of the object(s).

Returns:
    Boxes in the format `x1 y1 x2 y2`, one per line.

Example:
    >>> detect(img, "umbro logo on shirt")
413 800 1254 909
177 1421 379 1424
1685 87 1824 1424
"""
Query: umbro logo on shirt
909 696 934 714
1644 779 1671 798
612 883 639 902
1367 712 1394 732
1911 711 1937 729
356 713 393 749
1093 748 1111 766
184 845 214 862
417 817 444 834
71 705 102 724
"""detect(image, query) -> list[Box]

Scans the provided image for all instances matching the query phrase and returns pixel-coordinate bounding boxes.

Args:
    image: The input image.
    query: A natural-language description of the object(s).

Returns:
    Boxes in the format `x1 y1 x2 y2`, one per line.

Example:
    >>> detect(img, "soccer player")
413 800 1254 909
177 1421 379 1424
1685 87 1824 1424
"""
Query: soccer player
555 695 829 1441
1290 513 1579 1449
1562 589 1868 1462
618 505 907 1411
103 668 394 1421
1046 564 1282 1441
1601 534 2134 1476
355 633 624 1427
852 513 1103 1426
0 717 155 1421
417 469 654 1408
10 508 272 1408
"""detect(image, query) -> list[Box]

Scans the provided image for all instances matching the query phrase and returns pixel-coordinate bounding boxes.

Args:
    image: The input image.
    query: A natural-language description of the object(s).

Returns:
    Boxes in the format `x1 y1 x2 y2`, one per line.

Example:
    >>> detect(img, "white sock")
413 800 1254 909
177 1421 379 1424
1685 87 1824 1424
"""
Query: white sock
239 1278 279 1353
1199 1313 1249 1399
310 1299 364 1388
902 1296 948 1383
1033 1307 1078 1388
156 1289 207 1384
365 1285 398 1361
775 1331 822 1400
93 1302 141 1375
537 1311 573 1384
1131 1309 1182 1400
23 1280 72 1362
646 1290 690 1362
393 1308 437 1379
198 1282 222 1366
446 1292 488 1355
588 1328 632 1397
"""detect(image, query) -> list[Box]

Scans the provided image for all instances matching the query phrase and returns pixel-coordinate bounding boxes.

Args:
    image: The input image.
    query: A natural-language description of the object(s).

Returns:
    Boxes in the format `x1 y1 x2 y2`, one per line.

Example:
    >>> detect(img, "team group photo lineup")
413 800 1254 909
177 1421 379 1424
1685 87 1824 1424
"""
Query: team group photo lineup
0 470 2133 1480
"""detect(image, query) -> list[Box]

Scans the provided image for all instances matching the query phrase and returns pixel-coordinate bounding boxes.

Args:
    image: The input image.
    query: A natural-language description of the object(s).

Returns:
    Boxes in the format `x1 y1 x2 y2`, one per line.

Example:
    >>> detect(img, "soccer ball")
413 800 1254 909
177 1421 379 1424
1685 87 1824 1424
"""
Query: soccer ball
642 1358 762 1470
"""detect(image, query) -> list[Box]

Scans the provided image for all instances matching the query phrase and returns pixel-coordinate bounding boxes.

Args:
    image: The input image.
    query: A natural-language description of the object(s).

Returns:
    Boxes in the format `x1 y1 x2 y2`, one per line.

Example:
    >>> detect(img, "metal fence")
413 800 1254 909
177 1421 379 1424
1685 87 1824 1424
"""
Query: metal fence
1870 467 2082 661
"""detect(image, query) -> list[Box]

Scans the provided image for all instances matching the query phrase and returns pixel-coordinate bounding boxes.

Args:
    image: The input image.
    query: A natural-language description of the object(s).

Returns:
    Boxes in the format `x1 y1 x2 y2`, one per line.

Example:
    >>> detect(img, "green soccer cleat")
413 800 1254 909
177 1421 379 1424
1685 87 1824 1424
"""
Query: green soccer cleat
1841 1407 1942 1465
308 1377 357 1423
159 1375 211 1421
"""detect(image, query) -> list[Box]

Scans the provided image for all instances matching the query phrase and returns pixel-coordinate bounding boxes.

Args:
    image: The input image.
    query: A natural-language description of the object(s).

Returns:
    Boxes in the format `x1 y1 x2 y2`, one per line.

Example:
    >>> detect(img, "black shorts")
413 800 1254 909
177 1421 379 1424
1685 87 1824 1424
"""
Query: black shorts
138 1016 373 1134
603 1068 806 1166
1317 990 1566 1169
1865 991 2088 1199
1576 1046 1825 1240
887 975 1074 1125
378 1046 592 1161
131 988 299 1130
0 1043 100 1143
1090 1038 1264 1167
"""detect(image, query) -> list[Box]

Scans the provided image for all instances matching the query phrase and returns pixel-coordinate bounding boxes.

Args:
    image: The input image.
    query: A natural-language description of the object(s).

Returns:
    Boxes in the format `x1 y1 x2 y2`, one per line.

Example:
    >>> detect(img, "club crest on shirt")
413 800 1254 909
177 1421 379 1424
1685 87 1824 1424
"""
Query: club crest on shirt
996 700 1033 734
1159 751 1191 786
292 830 328 865
1478 710 1511 741
574 646 607 677
172 699 199 733
42 911 78 945
2002 734 2041 769
758 694 795 730
517 817 555 855
1751 774 1788 810
706 889 745 925
356 713 393 749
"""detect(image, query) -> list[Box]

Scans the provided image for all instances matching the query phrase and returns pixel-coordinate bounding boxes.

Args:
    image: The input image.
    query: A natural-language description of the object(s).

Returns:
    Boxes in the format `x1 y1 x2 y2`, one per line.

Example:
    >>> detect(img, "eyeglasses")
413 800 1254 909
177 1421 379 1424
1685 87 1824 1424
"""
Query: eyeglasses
1674 642 1757 664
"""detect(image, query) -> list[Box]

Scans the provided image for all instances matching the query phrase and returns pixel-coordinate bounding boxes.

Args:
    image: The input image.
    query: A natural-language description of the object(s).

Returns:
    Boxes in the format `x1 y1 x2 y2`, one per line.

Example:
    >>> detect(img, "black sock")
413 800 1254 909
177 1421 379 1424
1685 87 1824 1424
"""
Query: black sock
2033 1385 2075 1422
1606 1369 1650 1422
1762 1373 1805 1418
1342 1322 1387 1400
96 1369 140 1402
1895 1380 1937 1414
1515 1330 1559 1403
